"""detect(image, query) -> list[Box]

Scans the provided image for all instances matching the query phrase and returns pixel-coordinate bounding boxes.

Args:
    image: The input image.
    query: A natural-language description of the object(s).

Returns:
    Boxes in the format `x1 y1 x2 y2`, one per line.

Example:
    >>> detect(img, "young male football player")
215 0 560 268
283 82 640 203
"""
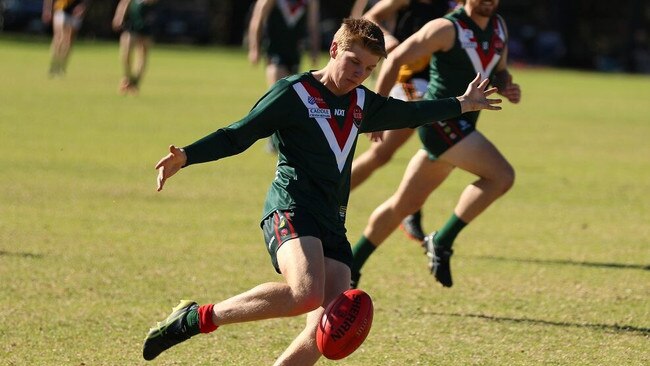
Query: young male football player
143 18 501 365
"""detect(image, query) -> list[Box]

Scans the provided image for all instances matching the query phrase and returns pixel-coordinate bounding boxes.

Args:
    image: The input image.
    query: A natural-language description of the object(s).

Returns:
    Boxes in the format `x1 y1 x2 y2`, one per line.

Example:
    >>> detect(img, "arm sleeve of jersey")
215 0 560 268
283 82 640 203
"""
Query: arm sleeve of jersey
359 92 461 132
182 80 292 166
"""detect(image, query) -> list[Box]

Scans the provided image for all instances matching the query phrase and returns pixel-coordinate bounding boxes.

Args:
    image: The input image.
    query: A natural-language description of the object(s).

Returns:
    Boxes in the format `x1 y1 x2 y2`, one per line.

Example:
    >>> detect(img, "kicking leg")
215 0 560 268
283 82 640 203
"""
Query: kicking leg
143 236 331 362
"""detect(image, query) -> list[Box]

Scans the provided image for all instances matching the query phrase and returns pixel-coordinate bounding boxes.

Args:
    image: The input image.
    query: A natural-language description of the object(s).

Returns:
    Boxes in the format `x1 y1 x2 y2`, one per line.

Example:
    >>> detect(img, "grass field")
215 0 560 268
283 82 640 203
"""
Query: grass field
1 36 649 365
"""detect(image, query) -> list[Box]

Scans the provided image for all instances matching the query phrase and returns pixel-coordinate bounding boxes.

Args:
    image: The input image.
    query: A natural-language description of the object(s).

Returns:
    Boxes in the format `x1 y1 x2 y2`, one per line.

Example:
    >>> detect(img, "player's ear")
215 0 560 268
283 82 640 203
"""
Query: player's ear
330 42 338 59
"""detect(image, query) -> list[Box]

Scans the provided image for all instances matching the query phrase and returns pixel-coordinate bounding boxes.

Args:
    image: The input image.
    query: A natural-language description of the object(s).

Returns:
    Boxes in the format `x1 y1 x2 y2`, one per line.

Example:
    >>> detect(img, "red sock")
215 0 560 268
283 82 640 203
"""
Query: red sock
198 304 219 334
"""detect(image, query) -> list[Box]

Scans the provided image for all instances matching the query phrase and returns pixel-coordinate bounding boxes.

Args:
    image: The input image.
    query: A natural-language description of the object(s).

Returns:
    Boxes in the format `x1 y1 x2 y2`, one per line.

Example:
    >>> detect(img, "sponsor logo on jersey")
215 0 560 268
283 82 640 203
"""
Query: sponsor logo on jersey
309 108 332 119
460 29 476 49
334 109 345 116
308 96 324 105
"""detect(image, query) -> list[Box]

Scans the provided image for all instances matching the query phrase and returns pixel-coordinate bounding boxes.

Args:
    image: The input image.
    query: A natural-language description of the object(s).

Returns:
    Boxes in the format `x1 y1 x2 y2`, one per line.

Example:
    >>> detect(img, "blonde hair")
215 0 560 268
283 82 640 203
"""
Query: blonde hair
333 18 387 58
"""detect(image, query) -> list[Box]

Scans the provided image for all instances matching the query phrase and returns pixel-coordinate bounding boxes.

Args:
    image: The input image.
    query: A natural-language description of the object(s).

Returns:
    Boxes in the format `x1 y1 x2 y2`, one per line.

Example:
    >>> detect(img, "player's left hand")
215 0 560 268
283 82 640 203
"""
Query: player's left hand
498 81 521 104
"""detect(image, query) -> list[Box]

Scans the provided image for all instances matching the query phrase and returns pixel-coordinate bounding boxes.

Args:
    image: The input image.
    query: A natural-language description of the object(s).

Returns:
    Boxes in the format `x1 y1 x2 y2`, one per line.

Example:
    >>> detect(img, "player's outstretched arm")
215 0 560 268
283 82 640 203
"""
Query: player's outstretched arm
155 145 187 192
456 73 502 114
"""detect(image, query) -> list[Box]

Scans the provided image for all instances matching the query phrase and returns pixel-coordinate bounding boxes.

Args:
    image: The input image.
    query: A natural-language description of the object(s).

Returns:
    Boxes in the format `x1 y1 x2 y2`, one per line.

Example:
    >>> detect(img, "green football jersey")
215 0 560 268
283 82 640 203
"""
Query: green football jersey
183 72 461 235
264 0 309 60
426 7 507 124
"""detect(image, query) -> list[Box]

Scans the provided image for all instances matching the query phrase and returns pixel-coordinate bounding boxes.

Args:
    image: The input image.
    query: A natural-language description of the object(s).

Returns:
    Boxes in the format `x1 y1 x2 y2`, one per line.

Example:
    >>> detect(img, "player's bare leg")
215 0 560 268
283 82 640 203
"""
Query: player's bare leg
364 150 453 245
143 236 335 362
425 130 515 287
350 128 414 190
118 32 133 93
351 150 452 288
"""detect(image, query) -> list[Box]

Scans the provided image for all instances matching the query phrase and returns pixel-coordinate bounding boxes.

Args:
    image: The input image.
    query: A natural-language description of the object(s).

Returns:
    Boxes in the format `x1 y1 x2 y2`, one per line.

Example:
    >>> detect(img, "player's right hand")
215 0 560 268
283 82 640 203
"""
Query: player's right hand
154 145 187 192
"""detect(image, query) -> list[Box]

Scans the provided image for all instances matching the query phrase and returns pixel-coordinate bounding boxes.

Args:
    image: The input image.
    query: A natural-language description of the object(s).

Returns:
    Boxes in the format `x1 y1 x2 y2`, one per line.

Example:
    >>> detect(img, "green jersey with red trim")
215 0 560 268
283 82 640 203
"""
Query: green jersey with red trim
426 7 507 124
183 72 461 235
265 0 309 58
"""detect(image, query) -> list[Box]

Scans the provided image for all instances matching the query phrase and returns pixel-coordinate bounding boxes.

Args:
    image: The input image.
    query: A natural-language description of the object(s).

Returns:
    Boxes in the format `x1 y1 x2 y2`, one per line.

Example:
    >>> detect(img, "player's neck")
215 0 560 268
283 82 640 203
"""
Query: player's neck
465 8 491 30
311 69 350 97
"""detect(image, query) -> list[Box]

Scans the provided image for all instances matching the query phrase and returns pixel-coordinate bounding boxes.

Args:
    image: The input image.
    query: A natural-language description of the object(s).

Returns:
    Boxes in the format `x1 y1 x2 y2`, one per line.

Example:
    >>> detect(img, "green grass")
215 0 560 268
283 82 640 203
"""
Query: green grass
1 37 649 365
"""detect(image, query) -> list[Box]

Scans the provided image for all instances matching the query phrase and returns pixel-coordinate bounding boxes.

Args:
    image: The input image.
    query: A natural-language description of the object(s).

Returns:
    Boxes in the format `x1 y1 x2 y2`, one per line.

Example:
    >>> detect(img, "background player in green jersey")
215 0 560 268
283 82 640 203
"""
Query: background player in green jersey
351 0 521 288
142 18 501 365
350 0 455 244
248 0 320 86
247 0 320 153
112 0 159 94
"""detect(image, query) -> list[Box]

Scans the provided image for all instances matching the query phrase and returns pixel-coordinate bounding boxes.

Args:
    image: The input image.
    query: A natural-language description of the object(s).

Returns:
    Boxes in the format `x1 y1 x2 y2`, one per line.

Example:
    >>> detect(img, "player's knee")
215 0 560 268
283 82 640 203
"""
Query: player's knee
290 287 324 314
496 164 515 195
369 146 396 167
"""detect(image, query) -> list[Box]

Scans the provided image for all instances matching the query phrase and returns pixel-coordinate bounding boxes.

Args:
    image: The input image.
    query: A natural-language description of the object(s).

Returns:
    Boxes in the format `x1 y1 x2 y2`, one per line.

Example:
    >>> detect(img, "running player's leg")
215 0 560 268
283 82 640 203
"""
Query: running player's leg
351 150 453 287
435 130 514 246
366 150 453 243
425 130 514 287
266 62 291 86
130 35 152 92
49 11 66 75
350 128 414 190
58 13 81 73
118 31 134 92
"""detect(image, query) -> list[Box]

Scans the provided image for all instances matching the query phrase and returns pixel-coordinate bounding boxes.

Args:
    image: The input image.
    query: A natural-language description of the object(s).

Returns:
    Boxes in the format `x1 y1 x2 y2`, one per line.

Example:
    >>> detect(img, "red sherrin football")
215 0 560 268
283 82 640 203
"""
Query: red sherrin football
317 289 374 360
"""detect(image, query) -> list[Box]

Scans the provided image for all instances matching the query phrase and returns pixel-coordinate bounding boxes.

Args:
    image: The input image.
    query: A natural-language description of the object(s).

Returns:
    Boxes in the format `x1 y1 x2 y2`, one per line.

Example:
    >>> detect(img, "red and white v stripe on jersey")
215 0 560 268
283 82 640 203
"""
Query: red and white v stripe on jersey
276 0 307 27
293 81 365 172
455 17 506 79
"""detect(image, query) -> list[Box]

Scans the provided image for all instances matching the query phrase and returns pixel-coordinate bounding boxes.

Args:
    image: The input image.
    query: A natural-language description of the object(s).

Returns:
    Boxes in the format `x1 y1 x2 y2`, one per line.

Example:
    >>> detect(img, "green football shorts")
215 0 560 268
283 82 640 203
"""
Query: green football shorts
261 207 353 273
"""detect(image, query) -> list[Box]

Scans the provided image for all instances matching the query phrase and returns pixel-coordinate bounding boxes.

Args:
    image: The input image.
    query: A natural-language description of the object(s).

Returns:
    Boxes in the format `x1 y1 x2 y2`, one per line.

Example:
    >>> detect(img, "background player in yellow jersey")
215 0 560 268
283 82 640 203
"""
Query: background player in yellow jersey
42 0 90 77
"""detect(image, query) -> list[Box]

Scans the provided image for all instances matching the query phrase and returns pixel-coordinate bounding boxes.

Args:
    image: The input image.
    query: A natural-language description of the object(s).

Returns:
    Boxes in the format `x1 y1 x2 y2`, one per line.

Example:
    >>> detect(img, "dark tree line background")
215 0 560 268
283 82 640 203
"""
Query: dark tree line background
4 0 650 73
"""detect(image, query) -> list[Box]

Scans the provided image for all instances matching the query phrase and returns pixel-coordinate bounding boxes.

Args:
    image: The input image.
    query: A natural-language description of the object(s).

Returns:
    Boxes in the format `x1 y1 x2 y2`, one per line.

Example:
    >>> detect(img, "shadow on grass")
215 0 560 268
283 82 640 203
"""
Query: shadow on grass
468 255 650 271
427 311 650 336
0 250 43 259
